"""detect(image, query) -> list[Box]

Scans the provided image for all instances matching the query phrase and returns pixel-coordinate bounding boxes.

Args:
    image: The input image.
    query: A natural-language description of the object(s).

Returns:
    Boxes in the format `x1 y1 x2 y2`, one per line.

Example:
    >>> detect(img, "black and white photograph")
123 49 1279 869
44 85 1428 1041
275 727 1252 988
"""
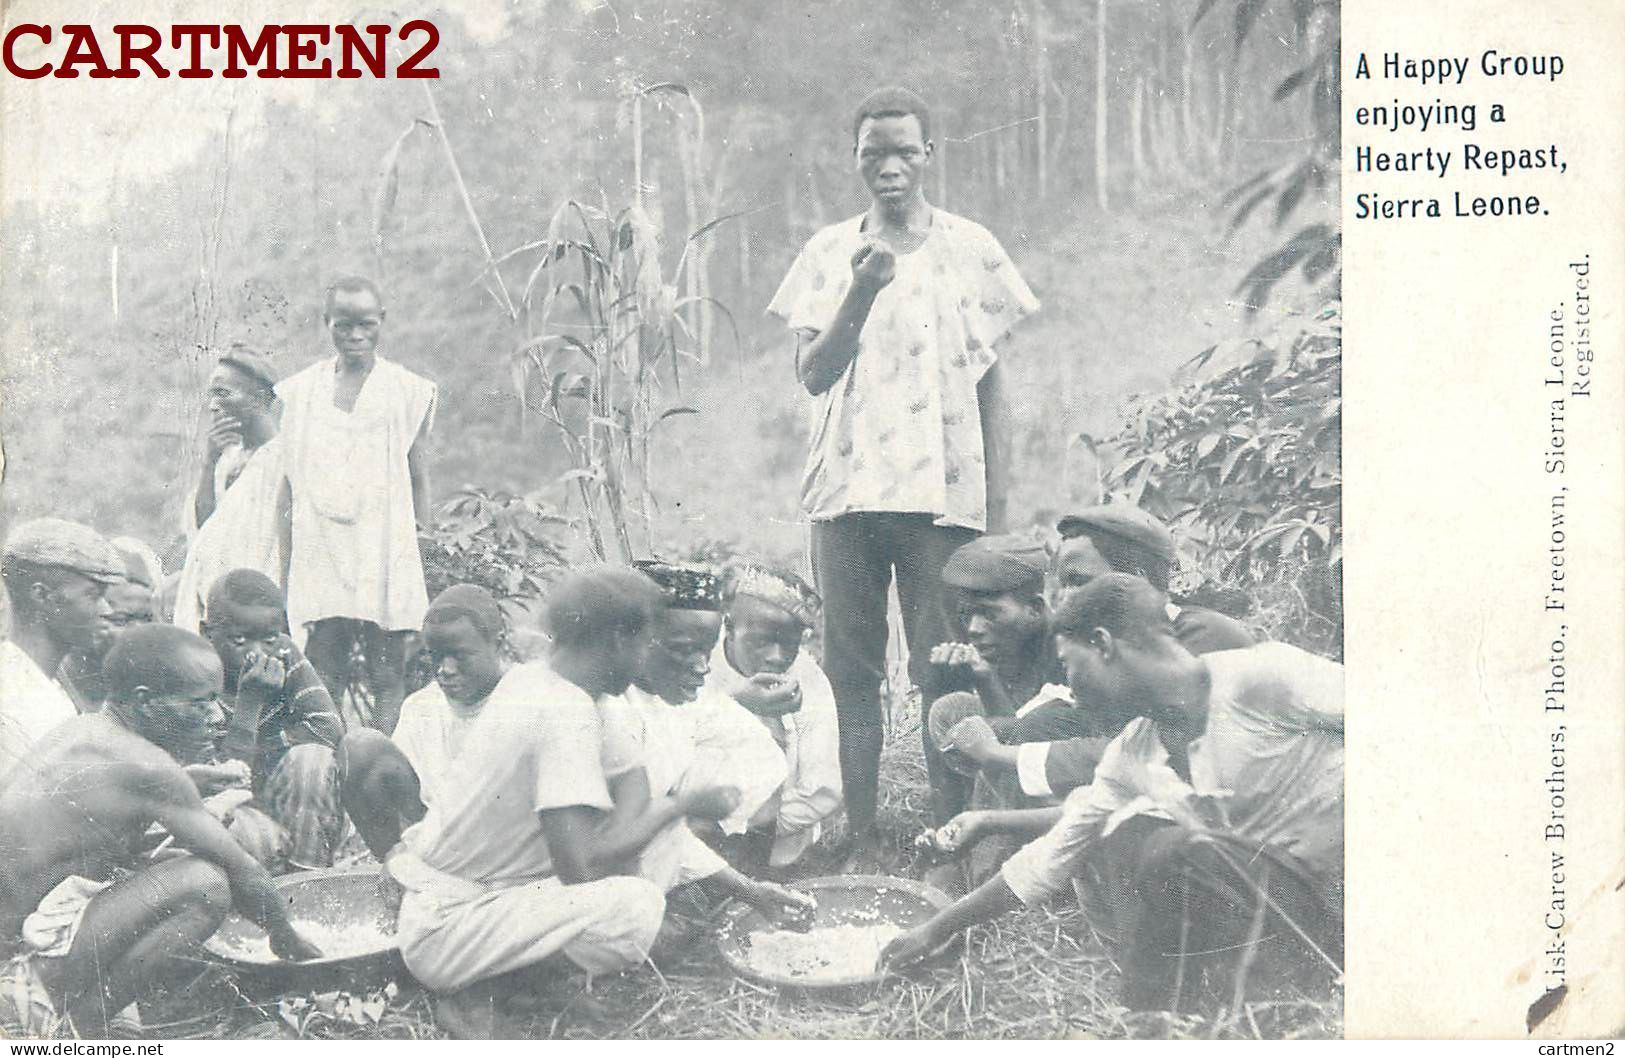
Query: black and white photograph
0 0 1355 1041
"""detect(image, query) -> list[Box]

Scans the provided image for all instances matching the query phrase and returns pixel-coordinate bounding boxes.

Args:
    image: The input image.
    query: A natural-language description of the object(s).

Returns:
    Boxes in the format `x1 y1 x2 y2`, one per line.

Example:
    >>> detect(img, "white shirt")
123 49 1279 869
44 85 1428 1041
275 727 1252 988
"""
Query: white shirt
705 637 843 865
392 680 490 809
1001 643 1344 908
767 210 1038 531
0 640 79 785
401 660 614 886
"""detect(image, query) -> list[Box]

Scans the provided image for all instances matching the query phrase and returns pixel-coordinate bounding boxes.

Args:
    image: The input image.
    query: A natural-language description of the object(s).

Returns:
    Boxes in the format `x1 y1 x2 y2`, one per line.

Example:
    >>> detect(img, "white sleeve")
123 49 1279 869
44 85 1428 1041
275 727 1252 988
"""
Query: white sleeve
775 659 843 834
999 719 1171 905
1015 742 1056 799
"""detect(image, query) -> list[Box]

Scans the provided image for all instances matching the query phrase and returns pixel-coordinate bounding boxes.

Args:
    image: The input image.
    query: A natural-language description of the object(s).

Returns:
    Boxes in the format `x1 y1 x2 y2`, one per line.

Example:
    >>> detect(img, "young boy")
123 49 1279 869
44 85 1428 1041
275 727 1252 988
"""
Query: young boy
707 564 842 869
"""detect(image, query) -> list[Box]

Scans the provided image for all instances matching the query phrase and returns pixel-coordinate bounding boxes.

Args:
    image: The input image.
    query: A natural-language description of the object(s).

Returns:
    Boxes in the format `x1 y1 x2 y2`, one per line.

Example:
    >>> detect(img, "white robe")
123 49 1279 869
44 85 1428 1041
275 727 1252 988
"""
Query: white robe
610 684 787 839
277 356 436 637
173 437 286 634
705 638 844 866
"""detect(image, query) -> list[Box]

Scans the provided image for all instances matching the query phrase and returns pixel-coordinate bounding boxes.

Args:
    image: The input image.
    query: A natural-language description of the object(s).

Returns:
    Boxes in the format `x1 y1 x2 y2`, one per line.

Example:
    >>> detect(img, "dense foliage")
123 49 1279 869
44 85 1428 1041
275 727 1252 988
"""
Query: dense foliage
1105 302 1341 655
417 488 573 609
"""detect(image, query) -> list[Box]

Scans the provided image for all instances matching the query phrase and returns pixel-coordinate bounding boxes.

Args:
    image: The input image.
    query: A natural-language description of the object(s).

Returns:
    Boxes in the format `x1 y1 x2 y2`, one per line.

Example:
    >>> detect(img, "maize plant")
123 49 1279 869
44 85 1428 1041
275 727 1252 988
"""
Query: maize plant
376 81 742 562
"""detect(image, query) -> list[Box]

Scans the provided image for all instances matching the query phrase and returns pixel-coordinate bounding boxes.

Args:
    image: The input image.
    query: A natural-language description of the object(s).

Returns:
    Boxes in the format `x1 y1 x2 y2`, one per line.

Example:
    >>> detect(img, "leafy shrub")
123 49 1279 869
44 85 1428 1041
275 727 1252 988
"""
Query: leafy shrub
1102 301 1341 657
417 488 573 610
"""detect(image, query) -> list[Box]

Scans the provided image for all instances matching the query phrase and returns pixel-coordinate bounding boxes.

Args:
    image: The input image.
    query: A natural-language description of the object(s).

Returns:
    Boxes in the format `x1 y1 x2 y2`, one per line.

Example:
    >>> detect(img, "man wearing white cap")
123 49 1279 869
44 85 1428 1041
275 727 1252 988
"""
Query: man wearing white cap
0 518 123 782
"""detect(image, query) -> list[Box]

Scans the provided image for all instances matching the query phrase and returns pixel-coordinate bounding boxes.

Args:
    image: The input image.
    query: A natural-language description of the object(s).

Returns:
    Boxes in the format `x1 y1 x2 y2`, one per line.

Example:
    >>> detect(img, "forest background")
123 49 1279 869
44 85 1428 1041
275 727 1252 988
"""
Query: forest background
0 0 1340 650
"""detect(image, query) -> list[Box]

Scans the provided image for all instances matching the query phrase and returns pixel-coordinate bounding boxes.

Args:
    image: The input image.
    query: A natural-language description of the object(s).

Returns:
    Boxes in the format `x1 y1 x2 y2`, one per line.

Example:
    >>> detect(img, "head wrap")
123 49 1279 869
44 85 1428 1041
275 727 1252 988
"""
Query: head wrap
217 344 278 397
633 560 724 612
940 533 1049 594
724 563 821 628
2 518 126 585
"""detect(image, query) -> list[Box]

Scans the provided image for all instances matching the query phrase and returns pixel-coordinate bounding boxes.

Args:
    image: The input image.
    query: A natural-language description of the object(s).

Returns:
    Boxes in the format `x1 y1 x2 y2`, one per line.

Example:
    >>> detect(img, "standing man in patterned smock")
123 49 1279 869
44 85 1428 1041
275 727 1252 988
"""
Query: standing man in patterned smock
277 276 437 734
767 86 1039 861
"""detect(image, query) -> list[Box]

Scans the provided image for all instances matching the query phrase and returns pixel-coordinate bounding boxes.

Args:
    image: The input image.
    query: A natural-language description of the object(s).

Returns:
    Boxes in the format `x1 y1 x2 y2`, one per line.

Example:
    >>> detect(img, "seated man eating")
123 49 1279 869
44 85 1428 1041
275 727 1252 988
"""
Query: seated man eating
57 537 162 713
618 561 789 849
339 584 511 861
195 570 347 871
939 506 1259 807
885 574 1343 1012
0 626 319 1038
385 566 806 1039
924 534 1076 818
704 563 842 870
1053 503 1255 651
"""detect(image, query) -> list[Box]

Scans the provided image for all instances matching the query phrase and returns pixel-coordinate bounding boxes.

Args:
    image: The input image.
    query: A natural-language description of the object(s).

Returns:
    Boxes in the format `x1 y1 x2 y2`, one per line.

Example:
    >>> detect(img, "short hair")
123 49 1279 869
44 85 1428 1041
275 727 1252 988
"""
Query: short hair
852 86 932 146
545 566 665 649
104 625 217 704
323 275 385 317
1052 572 1174 645
204 569 285 622
423 584 505 642
1 562 72 617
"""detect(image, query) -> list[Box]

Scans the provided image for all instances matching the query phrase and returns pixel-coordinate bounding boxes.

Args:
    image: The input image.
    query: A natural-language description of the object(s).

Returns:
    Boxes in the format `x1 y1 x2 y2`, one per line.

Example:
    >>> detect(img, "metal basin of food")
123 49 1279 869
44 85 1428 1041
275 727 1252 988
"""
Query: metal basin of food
717 875 956 991
204 867 404 992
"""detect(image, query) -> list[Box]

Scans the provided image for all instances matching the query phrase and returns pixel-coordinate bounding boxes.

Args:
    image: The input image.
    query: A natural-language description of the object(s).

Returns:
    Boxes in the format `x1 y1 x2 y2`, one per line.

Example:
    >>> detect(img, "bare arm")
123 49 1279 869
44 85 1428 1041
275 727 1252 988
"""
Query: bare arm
882 872 1024 968
407 417 433 530
193 456 220 529
275 476 292 590
977 359 1012 534
193 423 240 528
796 243 894 396
143 762 318 959
538 805 612 886
584 769 689 878
973 806 1063 839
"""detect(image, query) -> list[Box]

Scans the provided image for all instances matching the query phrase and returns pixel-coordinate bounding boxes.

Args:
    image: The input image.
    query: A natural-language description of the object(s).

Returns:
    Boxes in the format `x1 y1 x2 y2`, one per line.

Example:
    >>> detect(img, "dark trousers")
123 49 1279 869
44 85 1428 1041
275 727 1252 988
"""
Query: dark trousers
304 617 413 735
811 512 976 833
1086 818 1344 1011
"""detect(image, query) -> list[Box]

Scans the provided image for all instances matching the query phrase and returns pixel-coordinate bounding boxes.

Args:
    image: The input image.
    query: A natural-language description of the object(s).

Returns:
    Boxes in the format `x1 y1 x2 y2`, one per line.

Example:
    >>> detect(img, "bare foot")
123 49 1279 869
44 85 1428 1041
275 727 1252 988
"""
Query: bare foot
839 830 898 876
434 985 510 1039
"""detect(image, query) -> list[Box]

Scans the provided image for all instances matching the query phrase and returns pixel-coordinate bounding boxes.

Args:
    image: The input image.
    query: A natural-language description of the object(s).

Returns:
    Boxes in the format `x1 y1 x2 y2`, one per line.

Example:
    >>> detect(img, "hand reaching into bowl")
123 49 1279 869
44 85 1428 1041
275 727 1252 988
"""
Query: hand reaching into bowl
880 921 944 971
746 880 818 927
269 922 324 963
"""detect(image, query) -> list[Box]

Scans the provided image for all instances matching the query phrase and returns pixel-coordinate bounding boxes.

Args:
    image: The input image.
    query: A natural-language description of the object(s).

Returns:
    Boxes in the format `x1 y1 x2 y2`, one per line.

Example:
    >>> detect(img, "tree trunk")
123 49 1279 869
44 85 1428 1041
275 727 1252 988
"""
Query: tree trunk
738 209 752 300
1181 26 1197 165
1093 0 1109 212
1033 0 1049 199
994 131 1007 199
1129 76 1146 196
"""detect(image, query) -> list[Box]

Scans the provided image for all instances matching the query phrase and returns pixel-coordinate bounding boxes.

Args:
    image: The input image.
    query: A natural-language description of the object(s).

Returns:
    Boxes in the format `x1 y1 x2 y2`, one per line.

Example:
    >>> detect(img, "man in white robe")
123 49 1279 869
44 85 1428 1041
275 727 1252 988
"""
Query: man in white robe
174 348 287 635
278 276 436 733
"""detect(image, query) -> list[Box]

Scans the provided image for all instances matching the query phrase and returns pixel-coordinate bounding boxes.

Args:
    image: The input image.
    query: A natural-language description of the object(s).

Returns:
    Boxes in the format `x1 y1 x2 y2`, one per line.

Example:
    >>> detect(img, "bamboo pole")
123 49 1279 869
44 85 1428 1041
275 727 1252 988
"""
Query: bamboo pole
420 81 516 319
1093 0 1110 212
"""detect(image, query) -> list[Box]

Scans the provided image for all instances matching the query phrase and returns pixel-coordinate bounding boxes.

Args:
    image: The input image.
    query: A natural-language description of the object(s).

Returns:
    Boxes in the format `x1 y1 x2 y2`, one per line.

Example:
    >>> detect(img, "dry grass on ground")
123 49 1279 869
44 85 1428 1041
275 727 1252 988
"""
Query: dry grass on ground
93 698 1344 1042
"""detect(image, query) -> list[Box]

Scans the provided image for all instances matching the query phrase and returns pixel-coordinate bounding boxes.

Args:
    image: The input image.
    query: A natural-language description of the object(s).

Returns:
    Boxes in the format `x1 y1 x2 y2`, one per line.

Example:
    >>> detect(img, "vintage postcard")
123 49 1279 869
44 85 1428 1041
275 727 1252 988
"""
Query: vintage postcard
0 0 1617 1043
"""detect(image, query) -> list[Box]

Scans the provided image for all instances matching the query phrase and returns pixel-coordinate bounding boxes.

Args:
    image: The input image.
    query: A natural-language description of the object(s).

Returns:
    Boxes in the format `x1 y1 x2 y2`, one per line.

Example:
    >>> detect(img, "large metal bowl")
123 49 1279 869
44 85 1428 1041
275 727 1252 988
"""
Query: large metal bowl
204 867 404 992
717 874 955 991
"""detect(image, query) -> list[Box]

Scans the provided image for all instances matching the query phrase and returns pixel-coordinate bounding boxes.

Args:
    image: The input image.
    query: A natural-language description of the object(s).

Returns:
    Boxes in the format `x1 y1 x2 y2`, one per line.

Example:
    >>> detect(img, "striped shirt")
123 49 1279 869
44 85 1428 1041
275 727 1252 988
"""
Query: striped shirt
224 634 344 791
